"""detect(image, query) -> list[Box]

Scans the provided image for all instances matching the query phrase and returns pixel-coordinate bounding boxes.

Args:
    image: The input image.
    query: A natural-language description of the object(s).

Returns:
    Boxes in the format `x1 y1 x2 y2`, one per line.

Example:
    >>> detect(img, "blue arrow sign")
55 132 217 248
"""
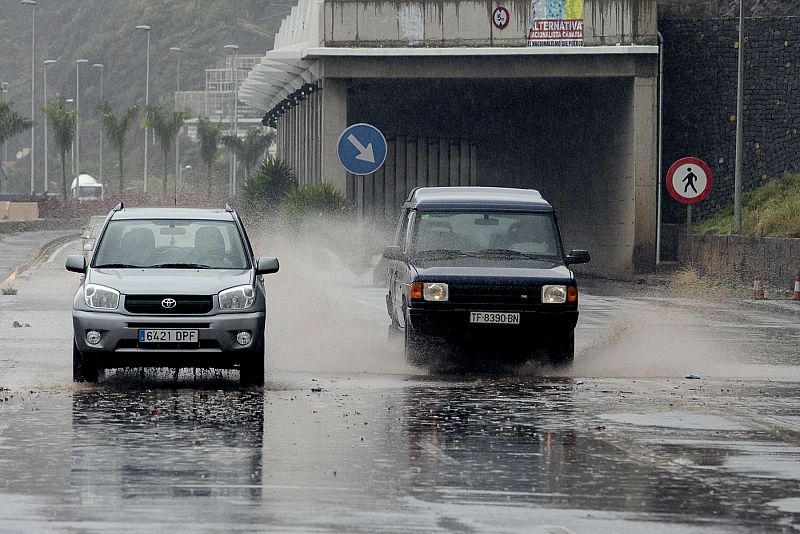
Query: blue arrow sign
337 123 387 175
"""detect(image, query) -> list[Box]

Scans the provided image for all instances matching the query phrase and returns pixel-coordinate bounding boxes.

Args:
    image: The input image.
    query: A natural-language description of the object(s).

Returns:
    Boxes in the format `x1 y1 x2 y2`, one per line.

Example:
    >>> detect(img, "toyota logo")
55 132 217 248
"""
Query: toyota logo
161 298 177 309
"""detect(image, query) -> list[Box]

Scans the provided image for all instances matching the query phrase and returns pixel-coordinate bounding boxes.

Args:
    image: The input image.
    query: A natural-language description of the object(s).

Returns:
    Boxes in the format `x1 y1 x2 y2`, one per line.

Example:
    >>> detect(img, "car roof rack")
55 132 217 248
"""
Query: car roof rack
111 202 124 212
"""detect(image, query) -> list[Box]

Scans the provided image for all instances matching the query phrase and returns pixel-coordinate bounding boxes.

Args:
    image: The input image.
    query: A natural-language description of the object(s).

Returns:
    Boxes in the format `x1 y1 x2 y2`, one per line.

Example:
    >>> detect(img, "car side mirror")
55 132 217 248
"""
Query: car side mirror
566 250 590 265
256 256 279 275
65 255 86 273
382 246 406 262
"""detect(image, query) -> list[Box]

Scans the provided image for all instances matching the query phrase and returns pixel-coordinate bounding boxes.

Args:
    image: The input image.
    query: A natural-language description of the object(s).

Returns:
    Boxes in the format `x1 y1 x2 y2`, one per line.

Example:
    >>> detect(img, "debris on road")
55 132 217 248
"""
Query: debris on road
685 374 701 380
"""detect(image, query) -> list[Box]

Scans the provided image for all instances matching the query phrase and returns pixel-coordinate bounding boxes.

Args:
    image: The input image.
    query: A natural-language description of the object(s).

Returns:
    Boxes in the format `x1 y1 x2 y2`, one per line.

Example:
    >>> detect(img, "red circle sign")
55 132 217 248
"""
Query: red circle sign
665 157 713 204
492 6 510 29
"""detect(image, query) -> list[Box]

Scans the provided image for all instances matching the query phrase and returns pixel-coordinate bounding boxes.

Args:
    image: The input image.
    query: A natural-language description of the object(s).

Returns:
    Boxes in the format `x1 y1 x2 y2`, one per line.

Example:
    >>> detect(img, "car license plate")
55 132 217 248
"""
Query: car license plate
138 329 198 343
469 312 521 325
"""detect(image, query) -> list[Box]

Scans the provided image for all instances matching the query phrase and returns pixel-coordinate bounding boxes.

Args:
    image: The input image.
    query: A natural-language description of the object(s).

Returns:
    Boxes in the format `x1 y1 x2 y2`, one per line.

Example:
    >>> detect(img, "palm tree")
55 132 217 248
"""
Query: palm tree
0 102 33 192
196 117 223 195
144 104 191 194
42 95 76 201
233 127 275 183
97 101 139 198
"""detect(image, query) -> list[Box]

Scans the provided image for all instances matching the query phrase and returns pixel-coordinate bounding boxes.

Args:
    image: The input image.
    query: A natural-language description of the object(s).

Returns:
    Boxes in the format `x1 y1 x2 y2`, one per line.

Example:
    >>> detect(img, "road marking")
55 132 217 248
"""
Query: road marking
47 240 80 263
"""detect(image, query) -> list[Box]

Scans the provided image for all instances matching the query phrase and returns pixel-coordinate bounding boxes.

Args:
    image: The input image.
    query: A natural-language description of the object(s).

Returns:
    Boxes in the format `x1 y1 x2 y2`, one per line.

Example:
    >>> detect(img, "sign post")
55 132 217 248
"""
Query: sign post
666 157 714 262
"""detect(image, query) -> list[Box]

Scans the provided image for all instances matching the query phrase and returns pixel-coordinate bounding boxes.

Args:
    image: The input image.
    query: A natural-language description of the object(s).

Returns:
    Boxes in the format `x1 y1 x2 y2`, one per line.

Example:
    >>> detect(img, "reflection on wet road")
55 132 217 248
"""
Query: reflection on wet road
1 375 800 532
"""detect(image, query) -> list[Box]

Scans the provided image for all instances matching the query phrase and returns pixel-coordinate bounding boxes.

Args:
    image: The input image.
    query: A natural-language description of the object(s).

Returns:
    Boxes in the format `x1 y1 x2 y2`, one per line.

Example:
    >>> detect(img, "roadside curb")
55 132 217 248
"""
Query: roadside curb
740 298 800 318
0 233 81 289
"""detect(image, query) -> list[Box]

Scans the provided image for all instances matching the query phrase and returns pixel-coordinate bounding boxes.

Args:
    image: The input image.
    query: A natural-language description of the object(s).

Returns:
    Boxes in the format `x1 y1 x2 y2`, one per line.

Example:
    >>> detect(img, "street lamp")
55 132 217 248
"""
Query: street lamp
179 164 191 188
21 0 36 194
136 24 152 193
224 44 239 196
93 63 104 182
65 98 75 176
1 82 8 164
170 47 182 186
75 58 88 177
43 59 56 194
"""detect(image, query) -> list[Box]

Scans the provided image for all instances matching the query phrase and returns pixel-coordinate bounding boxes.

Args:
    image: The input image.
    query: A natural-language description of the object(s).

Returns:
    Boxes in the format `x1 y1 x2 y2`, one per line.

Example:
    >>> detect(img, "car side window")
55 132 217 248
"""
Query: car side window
394 209 411 249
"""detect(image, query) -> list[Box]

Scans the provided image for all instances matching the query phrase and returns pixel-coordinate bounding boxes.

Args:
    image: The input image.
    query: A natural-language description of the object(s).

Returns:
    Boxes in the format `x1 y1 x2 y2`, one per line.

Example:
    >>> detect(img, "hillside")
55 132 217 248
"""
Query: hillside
0 0 292 194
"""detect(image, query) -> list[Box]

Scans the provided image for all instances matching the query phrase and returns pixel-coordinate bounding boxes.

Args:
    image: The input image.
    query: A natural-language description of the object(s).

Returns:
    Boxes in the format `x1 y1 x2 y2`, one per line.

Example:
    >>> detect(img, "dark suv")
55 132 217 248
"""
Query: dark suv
383 187 589 366
65 204 279 385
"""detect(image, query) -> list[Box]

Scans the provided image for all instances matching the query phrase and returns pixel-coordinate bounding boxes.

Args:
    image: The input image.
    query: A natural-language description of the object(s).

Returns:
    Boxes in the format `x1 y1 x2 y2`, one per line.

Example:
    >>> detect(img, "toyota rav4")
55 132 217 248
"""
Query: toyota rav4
65 204 279 385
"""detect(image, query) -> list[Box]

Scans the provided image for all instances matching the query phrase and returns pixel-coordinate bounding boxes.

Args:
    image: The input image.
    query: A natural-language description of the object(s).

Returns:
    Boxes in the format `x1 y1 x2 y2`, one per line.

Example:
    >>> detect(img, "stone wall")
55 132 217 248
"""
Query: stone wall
660 16 800 222
659 0 800 19
680 233 800 290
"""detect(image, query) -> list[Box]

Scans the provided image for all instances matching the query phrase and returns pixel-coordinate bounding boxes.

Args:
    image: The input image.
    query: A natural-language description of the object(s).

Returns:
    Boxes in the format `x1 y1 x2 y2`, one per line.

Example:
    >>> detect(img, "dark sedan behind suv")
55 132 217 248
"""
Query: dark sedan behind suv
65 204 279 386
384 187 589 367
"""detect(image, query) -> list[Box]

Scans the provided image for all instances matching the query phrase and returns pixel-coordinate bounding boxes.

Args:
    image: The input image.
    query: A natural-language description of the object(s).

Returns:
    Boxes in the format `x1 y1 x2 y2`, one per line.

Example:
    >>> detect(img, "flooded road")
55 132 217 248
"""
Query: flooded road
1 240 800 532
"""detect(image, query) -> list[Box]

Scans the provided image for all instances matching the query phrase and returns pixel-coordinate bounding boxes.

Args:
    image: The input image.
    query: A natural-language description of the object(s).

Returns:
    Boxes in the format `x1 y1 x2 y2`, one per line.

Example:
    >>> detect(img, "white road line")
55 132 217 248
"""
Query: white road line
47 240 80 263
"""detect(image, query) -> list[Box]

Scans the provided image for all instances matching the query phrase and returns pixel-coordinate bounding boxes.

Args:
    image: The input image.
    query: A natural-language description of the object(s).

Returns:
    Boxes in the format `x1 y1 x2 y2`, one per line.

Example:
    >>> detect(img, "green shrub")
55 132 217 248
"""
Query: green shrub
280 182 352 218
239 157 297 216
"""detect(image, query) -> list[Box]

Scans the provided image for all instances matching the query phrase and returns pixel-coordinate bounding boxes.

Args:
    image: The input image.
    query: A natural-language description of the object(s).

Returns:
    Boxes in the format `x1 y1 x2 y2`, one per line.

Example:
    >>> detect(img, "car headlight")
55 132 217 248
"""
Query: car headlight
84 284 120 309
542 285 567 304
423 282 449 302
219 285 256 310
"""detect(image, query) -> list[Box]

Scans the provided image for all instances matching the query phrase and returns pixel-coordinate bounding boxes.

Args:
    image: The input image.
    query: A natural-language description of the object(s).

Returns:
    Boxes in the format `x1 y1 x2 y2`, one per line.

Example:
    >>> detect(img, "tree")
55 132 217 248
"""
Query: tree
196 117 223 195
222 127 274 185
0 101 33 192
144 104 191 195
42 95 76 201
240 157 297 215
97 101 139 198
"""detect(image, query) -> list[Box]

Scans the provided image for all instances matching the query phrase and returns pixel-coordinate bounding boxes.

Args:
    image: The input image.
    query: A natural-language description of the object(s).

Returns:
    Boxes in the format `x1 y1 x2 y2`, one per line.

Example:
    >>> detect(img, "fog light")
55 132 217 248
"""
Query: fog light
236 331 252 346
85 330 102 345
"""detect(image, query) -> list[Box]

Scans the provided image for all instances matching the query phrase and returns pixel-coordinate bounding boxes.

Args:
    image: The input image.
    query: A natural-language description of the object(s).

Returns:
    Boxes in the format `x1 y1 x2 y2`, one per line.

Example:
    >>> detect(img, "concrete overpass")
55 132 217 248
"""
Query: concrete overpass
241 0 660 277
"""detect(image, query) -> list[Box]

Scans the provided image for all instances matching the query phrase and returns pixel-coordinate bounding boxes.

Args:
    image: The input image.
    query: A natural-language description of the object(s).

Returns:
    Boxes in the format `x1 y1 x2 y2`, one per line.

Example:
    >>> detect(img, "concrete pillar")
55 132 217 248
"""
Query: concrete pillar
322 79 348 193
632 76 658 272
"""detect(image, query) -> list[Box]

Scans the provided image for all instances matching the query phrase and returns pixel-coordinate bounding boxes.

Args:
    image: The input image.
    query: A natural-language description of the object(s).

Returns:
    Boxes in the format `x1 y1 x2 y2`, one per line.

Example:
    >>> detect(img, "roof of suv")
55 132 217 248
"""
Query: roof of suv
110 207 236 221
406 187 553 212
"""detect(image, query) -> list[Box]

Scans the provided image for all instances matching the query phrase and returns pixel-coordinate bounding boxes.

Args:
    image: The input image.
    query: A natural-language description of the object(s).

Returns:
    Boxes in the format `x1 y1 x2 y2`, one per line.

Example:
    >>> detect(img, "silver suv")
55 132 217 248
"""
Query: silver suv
65 204 279 386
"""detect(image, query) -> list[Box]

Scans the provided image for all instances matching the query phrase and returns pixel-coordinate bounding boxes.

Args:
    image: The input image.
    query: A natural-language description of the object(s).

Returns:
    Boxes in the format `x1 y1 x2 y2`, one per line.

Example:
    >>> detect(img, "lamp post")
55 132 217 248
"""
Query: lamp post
224 44 239 196
179 164 191 189
1 82 8 165
92 63 104 182
170 47 181 187
136 24 152 193
75 59 88 177
65 98 75 176
733 0 746 234
21 0 36 194
43 59 56 194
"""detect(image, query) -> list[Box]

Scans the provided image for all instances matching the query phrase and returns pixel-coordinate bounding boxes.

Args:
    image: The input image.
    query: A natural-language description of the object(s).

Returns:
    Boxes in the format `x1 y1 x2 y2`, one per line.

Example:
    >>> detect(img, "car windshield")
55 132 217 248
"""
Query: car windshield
412 211 562 260
93 219 249 269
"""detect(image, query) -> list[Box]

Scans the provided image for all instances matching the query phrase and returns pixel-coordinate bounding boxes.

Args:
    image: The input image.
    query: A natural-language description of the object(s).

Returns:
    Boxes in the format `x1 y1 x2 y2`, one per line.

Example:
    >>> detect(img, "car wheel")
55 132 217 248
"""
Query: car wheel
72 341 98 383
239 338 265 387
547 332 575 368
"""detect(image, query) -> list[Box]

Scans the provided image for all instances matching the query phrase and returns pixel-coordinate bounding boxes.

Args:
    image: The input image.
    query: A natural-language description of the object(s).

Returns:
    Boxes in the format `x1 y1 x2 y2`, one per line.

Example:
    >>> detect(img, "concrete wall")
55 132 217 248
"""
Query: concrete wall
1 202 39 221
658 0 800 19
680 233 800 290
324 0 657 47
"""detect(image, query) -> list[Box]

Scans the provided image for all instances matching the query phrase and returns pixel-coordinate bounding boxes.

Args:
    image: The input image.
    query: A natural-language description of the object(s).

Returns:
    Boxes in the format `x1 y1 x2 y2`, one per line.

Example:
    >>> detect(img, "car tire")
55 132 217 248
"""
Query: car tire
239 338 265 387
547 332 575 368
404 316 428 366
73 341 98 383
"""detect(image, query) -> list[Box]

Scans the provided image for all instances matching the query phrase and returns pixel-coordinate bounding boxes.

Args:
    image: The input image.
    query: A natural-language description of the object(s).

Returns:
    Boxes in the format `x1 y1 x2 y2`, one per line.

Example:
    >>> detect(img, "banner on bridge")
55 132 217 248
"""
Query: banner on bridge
527 0 584 47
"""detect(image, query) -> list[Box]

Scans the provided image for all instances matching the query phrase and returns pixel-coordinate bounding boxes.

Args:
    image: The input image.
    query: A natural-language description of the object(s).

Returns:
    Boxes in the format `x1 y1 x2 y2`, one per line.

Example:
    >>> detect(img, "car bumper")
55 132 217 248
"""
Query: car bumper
73 310 265 368
407 307 578 339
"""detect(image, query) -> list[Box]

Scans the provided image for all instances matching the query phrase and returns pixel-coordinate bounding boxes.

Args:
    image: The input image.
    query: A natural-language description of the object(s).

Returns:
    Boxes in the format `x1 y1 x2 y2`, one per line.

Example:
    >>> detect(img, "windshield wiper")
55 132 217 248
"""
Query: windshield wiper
147 263 213 269
475 249 558 262
413 249 474 258
94 263 139 268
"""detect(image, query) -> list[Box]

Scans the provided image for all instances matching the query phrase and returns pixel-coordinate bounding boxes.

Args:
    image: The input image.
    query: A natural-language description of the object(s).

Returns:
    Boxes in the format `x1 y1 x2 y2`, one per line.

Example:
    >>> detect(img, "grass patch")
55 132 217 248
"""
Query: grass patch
696 173 800 237
1 286 18 295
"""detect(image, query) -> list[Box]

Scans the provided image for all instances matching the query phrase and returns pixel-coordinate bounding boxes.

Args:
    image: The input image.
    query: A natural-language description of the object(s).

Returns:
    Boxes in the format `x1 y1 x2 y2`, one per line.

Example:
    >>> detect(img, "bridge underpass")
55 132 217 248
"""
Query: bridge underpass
241 0 659 277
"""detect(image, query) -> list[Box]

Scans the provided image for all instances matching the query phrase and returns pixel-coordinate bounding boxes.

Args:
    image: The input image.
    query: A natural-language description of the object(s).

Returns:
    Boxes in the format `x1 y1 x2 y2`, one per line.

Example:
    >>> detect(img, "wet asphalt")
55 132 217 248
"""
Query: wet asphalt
1 240 800 532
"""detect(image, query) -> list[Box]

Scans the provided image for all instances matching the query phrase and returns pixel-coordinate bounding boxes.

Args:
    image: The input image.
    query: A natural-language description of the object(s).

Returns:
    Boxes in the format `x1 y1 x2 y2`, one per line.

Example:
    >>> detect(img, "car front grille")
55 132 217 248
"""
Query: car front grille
124 295 214 315
448 285 541 305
